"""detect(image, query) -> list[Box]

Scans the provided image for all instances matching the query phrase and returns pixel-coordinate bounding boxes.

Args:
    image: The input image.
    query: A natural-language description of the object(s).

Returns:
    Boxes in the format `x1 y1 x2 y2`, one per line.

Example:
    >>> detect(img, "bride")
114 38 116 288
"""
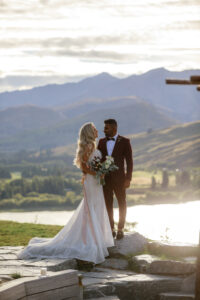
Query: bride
17 122 114 264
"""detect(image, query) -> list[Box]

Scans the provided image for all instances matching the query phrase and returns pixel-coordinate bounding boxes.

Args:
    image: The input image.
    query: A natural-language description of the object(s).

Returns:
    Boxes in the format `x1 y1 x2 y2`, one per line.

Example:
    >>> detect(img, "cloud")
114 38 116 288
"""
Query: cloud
164 0 200 6
53 49 133 62
0 0 199 93
0 34 145 50
166 20 200 30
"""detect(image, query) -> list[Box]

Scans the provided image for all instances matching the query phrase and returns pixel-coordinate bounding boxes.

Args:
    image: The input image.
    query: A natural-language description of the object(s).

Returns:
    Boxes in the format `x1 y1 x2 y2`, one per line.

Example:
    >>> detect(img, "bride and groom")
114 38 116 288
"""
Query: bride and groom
18 119 133 264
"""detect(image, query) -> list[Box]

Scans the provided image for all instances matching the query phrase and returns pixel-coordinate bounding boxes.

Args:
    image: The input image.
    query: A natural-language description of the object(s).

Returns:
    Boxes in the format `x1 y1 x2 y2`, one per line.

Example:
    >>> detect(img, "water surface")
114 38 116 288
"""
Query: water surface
0 200 199 245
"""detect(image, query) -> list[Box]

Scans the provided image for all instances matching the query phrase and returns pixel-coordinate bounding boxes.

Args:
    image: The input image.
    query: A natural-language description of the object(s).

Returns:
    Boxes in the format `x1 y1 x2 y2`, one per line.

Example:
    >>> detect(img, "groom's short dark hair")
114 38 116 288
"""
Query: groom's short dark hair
104 119 117 127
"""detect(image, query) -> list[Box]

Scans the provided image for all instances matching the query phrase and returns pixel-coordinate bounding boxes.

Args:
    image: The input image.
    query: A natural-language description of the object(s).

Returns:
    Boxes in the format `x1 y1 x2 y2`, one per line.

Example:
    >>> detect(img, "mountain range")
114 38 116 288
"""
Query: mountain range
0 68 199 152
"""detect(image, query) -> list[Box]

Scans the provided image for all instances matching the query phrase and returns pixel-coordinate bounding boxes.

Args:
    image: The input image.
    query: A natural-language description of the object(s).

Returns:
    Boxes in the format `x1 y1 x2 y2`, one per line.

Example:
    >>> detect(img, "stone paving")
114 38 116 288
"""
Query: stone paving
0 233 197 299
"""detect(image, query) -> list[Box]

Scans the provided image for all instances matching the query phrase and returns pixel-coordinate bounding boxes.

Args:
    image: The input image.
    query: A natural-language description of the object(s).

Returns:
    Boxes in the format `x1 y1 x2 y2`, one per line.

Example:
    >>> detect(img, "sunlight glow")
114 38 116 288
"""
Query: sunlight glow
0 201 199 245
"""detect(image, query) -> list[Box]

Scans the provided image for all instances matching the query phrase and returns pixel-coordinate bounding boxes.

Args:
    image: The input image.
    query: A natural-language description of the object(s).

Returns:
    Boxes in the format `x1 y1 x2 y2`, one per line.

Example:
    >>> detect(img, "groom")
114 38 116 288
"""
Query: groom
98 119 133 239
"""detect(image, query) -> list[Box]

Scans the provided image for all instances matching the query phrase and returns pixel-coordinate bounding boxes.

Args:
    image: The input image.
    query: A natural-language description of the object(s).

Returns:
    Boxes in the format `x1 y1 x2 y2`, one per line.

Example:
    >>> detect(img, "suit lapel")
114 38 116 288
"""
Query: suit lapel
112 135 121 157
102 138 108 156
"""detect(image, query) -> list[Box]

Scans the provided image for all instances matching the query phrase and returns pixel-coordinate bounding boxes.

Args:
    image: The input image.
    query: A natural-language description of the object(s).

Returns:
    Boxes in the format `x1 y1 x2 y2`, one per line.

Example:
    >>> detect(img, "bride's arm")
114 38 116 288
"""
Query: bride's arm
81 162 96 176
80 146 96 176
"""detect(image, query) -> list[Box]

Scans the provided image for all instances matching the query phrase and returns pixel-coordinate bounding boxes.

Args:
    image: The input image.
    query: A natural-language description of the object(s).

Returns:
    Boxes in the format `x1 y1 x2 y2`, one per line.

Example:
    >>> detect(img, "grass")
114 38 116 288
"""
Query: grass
130 170 177 189
0 220 62 246
11 172 21 180
0 220 137 246
11 273 22 279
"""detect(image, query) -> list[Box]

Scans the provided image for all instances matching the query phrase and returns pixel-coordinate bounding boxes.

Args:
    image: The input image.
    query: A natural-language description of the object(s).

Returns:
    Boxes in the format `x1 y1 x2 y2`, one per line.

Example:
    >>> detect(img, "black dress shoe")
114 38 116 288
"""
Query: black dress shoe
112 230 116 238
116 230 124 240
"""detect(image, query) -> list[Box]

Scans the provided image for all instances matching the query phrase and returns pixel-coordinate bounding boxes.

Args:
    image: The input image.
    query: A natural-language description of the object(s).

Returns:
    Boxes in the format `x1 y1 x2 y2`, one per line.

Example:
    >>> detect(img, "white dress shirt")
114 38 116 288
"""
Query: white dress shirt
106 133 118 156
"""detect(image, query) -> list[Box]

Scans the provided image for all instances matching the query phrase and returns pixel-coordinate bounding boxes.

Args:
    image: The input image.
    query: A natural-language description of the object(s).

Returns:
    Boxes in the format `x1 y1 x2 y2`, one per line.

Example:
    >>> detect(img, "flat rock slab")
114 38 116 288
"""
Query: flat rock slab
148 241 198 257
0 253 18 260
98 258 129 270
0 246 24 251
91 297 119 300
83 268 183 300
180 274 195 293
149 260 196 276
131 254 196 275
21 258 77 271
0 266 47 277
0 246 77 279
0 269 79 300
108 232 148 257
0 275 13 283
159 292 195 299
82 268 136 282
130 254 158 272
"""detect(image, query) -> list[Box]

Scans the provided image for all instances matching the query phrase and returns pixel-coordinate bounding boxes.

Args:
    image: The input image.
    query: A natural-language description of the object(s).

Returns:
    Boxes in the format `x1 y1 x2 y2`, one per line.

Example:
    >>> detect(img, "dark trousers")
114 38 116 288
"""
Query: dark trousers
103 181 126 231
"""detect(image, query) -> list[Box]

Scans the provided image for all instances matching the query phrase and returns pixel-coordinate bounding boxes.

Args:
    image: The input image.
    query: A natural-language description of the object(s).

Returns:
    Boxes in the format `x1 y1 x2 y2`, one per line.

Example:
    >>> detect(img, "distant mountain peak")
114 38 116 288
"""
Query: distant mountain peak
79 72 118 86
96 72 116 79
86 72 117 80
143 67 169 76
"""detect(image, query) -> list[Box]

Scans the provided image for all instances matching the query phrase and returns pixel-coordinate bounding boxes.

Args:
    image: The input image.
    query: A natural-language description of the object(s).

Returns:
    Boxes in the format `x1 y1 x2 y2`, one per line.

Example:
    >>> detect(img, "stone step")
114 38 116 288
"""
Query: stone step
108 232 148 257
83 268 183 300
0 270 80 300
148 241 198 257
0 247 77 277
159 292 195 300
89 297 119 300
130 254 196 276
97 258 129 270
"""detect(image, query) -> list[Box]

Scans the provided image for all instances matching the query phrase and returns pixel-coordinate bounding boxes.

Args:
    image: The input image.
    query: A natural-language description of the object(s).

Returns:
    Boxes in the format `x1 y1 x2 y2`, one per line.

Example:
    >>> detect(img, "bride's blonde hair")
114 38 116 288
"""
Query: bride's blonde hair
74 122 96 168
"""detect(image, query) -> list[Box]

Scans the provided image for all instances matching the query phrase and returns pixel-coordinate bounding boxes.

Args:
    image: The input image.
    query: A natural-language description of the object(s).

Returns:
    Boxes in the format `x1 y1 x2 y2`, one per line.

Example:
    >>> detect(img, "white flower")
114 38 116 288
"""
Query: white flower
105 163 110 169
106 156 114 162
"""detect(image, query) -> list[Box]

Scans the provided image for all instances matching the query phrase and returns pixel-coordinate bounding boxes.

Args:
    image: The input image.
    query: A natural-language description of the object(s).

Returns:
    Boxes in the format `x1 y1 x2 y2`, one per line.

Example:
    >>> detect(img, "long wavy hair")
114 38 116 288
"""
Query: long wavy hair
74 122 96 168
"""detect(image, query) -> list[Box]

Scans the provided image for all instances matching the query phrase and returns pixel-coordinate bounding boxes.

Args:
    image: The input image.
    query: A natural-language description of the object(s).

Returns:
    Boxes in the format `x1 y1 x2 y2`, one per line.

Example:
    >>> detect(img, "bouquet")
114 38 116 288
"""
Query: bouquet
89 155 118 185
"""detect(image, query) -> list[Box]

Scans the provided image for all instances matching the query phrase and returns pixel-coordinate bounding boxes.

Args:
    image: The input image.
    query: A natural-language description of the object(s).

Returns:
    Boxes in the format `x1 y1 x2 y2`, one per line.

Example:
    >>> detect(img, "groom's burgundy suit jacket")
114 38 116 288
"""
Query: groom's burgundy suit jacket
98 135 133 184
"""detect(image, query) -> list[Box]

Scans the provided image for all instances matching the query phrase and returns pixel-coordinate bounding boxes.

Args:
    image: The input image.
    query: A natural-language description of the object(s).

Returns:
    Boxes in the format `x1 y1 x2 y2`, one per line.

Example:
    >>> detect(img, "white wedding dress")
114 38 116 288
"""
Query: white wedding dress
17 149 114 264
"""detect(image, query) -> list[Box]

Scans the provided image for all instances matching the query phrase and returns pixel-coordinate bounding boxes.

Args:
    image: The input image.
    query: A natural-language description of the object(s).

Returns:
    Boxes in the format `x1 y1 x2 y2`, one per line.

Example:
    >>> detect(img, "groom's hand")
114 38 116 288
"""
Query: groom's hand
124 179 130 189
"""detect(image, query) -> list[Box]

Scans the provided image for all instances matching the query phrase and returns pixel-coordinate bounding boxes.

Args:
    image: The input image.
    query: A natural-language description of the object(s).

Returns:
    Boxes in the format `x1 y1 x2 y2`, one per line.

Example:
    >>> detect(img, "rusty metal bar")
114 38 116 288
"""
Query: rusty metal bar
195 231 200 300
166 79 192 85
190 76 200 84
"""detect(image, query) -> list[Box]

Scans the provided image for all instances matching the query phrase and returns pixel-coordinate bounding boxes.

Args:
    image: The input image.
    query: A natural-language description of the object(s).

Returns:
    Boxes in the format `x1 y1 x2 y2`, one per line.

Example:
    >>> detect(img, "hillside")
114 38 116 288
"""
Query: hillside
52 121 200 170
129 121 200 169
0 97 177 152
0 105 65 138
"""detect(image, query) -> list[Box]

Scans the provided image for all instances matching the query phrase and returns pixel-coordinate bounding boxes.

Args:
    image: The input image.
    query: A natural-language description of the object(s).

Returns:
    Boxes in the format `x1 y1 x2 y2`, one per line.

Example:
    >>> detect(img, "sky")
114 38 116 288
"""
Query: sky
0 0 200 92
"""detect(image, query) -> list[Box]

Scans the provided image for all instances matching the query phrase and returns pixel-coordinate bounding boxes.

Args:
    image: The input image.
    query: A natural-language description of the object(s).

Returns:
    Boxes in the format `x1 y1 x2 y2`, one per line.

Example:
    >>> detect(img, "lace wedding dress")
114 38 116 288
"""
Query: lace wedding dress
17 149 114 264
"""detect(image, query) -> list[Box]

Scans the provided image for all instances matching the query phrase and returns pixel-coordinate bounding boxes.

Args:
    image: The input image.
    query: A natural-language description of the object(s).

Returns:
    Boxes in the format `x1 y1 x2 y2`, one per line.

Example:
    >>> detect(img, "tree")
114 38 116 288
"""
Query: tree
175 169 181 186
147 128 153 134
161 169 169 189
180 170 190 186
151 176 156 189
0 168 11 179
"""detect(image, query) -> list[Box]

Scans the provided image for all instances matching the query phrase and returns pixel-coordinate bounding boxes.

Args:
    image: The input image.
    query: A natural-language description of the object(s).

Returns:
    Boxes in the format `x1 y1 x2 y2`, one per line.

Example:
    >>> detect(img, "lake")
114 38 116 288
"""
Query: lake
0 200 199 245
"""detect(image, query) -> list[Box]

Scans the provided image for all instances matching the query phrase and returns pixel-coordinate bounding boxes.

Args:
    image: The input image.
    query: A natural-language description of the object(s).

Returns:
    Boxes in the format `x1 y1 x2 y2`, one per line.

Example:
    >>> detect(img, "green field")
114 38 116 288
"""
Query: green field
0 220 62 246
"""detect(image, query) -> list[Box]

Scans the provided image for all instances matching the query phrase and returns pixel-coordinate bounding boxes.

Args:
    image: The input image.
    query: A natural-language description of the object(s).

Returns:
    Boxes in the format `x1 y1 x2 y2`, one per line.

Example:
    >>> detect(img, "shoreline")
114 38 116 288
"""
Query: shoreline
0 197 198 213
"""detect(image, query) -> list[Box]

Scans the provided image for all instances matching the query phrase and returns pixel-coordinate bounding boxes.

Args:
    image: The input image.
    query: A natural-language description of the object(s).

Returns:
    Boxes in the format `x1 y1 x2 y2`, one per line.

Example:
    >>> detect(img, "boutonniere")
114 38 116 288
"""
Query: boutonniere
117 136 122 143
